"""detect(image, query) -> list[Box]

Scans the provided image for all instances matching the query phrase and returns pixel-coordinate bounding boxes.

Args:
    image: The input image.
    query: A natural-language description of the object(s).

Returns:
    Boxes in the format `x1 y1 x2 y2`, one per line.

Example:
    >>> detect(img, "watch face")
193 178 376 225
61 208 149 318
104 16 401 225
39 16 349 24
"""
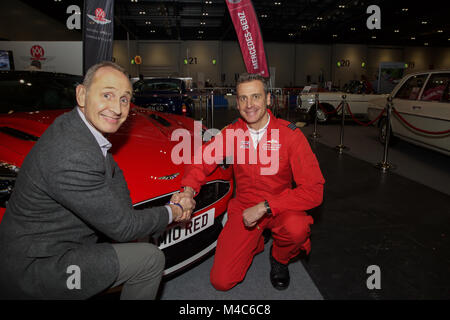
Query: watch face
264 200 271 213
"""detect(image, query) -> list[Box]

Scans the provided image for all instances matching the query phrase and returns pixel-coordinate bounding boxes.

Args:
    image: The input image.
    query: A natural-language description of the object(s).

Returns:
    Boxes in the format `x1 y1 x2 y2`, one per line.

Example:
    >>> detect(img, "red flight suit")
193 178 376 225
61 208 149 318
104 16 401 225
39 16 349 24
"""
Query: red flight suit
181 110 325 291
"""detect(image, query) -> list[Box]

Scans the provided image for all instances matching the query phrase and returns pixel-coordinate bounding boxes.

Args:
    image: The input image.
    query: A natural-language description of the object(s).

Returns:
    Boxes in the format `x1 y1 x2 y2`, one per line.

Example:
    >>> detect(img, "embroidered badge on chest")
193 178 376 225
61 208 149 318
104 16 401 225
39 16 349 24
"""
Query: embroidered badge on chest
262 139 281 151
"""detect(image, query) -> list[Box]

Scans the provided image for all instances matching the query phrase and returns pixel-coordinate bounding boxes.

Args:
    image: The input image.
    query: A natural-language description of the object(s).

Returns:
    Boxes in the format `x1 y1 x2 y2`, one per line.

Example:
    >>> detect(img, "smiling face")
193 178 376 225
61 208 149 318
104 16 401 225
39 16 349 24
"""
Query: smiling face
236 80 271 130
76 66 132 135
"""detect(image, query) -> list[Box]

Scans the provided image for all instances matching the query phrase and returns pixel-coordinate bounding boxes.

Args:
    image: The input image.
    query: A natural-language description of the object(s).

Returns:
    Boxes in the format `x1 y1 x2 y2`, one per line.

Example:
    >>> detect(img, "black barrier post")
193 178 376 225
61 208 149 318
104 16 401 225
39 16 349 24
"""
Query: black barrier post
310 93 321 139
205 94 210 128
199 94 203 123
286 92 290 121
210 89 215 128
335 94 348 154
375 96 396 173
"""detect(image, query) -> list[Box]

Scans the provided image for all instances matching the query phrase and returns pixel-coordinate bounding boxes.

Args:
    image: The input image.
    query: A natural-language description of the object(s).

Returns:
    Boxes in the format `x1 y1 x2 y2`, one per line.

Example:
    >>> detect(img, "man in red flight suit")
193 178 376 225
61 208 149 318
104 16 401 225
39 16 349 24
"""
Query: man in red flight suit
178 73 324 291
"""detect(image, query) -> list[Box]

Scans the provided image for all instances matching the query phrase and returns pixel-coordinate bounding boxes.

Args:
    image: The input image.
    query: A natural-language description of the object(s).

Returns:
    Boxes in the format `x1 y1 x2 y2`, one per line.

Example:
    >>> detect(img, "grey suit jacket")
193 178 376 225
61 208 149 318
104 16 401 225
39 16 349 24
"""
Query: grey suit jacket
0 108 169 299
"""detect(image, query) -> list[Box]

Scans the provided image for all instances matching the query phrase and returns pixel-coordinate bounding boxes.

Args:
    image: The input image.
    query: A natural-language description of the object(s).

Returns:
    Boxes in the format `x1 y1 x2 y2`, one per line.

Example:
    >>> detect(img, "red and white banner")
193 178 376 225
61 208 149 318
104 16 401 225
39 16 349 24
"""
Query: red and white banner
225 0 269 77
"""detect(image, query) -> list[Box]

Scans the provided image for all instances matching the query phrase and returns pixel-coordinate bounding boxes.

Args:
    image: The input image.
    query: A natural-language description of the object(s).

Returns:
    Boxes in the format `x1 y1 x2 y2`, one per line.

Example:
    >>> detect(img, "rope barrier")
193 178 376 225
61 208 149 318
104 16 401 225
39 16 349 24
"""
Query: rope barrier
392 108 450 135
346 103 386 127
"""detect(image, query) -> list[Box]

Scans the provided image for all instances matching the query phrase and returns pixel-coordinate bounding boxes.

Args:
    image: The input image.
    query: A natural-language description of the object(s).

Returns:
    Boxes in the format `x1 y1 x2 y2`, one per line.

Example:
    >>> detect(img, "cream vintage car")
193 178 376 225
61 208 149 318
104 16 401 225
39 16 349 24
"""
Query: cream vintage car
297 80 388 123
367 70 450 156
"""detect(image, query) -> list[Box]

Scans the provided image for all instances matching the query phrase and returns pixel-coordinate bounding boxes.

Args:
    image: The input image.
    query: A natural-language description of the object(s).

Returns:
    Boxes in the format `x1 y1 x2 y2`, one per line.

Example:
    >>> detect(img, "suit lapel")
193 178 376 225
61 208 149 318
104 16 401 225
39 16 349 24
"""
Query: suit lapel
105 152 115 178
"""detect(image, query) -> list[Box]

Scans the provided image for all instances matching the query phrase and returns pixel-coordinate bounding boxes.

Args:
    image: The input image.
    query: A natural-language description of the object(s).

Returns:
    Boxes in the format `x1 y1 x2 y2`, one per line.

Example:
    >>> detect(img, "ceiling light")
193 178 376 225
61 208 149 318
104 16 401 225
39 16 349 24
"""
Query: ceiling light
338 5 346 8
350 27 356 31
274 2 282 5
421 21 428 25
301 25 307 29
437 30 443 33
200 22 206 25
198 30 204 34
288 33 294 37
371 36 377 39
139 11 146 15
411 36 416 40
261 14 268 18
145 21 151 25
332 34 338 38
202 12 209 16
316 17 323 21
131 0 138 2
401 8 408 12
394 29 400 33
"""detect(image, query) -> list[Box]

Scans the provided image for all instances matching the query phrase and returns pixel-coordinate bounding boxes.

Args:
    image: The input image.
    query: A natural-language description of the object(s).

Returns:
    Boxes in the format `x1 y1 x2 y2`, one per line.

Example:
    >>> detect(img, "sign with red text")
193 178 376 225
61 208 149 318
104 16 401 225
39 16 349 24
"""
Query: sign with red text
225 0 269 77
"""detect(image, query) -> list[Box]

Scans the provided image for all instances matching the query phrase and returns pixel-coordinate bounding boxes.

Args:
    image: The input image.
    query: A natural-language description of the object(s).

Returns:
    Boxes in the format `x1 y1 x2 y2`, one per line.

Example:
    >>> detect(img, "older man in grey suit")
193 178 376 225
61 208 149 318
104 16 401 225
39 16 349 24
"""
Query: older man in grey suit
0 61 195 299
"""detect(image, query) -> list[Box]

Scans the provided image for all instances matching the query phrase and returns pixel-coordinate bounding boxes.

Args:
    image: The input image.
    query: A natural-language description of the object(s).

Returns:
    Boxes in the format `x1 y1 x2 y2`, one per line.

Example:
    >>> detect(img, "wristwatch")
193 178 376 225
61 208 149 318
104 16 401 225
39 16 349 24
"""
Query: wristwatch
264 200 272 215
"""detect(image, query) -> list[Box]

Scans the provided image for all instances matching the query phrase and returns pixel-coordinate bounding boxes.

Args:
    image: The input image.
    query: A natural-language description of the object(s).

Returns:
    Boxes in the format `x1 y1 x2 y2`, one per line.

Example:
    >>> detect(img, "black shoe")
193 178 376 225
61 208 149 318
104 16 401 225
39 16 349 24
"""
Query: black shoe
270 248 290 290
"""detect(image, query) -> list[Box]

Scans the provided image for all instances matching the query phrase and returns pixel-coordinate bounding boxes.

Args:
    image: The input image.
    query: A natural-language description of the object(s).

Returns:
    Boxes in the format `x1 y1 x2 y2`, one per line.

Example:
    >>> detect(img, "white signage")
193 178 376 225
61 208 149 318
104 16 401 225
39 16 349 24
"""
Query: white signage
0 41 83 75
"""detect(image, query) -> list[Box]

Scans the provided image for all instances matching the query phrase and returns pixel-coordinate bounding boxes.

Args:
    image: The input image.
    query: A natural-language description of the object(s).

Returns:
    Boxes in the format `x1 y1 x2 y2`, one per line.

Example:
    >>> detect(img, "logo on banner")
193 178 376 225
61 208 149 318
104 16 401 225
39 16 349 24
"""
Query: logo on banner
87 7 112 24
19 45 55 64
30 45 45 61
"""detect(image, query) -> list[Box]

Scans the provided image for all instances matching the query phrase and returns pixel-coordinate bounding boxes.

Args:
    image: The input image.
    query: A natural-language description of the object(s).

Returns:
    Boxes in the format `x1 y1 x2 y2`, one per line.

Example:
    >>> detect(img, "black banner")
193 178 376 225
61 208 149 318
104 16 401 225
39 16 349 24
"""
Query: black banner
82 0 114 74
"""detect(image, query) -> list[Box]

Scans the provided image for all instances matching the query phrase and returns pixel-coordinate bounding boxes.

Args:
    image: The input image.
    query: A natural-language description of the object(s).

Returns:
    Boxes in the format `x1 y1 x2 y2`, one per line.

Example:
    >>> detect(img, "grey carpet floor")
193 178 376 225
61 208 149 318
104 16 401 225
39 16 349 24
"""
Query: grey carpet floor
159 239 323 300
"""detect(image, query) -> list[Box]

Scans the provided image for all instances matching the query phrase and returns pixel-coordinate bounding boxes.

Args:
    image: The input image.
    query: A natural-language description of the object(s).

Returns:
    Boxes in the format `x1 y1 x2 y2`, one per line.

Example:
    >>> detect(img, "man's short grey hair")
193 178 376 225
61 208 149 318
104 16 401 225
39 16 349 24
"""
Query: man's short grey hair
82 61 130 91
236 73 269 95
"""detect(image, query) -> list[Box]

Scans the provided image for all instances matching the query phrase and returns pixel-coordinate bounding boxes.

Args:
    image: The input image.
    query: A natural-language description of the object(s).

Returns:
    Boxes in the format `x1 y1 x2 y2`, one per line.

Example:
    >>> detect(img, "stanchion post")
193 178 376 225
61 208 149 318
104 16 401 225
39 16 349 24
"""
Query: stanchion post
310 93 321 139
375 96 396 173
335 94 348 154
205 93 210 128
210 89 214 128
199 94 203 122
286 92 290 121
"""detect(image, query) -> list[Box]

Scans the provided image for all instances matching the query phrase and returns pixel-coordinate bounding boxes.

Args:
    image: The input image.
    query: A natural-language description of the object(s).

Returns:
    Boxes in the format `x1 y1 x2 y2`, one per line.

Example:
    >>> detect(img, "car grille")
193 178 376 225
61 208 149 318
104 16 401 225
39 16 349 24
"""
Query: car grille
134 180 231 213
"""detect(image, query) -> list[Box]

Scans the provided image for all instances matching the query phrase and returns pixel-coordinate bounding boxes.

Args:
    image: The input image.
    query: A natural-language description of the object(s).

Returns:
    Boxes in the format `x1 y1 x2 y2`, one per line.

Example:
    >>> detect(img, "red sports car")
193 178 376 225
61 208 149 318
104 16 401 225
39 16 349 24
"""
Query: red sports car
0 71 233 276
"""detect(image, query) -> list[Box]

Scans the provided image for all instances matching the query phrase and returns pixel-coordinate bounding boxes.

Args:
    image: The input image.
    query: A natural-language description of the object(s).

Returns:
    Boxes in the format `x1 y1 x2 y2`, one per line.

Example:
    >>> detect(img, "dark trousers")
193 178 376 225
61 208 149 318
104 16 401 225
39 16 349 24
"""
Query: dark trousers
111 243 165 300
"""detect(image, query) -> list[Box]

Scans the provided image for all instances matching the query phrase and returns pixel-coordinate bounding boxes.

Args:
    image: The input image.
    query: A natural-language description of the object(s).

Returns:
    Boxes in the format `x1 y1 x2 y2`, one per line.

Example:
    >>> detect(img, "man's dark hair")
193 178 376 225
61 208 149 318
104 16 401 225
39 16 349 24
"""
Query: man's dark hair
236 73 269 94
83 61 130 92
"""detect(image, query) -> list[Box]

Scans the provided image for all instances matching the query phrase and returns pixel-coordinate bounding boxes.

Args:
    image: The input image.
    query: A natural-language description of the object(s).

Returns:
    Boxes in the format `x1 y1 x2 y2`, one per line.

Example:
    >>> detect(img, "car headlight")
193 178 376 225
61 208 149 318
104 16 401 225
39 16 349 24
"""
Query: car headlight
0 162 19 207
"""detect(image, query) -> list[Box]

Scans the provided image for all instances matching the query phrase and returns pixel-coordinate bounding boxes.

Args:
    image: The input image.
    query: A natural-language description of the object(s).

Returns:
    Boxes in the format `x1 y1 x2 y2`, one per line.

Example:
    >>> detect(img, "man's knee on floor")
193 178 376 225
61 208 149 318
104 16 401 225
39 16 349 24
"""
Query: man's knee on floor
210 268 238 291
210 274 236 291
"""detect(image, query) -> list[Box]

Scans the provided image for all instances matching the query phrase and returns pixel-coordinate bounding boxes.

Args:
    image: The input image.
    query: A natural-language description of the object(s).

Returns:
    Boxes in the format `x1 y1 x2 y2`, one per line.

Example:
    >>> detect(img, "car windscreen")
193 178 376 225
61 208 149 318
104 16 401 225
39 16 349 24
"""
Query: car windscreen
134 79 182 94
0 73 82 113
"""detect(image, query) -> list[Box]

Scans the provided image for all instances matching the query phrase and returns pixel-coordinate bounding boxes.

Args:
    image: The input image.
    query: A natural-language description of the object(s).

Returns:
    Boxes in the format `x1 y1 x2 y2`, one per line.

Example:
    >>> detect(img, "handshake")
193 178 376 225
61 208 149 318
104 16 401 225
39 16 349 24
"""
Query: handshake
167 186 196 223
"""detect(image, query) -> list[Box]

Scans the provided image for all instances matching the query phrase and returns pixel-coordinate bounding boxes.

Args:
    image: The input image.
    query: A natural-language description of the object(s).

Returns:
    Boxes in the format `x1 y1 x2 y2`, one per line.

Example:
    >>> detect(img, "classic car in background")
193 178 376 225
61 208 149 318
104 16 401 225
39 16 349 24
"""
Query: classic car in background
296 80 388 123
0 71 234 276
132 77 195 117
367 70 450 156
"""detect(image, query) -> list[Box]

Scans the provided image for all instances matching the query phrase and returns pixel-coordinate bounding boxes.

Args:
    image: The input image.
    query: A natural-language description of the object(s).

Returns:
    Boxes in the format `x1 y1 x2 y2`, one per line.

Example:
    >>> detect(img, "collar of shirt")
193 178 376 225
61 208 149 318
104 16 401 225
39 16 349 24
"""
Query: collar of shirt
247 113 270 148
77 107 112 157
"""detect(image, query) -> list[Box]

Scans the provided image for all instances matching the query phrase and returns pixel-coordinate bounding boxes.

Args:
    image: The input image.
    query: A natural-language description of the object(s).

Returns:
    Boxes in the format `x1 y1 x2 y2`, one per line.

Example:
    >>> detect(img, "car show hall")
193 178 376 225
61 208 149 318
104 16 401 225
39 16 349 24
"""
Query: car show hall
0 0 448 304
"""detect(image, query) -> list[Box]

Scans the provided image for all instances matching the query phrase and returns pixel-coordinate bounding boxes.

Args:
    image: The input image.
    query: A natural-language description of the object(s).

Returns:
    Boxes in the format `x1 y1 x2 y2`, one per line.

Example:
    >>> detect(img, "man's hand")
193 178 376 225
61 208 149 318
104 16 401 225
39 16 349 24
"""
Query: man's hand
169 188 196 222
242 202 267 228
